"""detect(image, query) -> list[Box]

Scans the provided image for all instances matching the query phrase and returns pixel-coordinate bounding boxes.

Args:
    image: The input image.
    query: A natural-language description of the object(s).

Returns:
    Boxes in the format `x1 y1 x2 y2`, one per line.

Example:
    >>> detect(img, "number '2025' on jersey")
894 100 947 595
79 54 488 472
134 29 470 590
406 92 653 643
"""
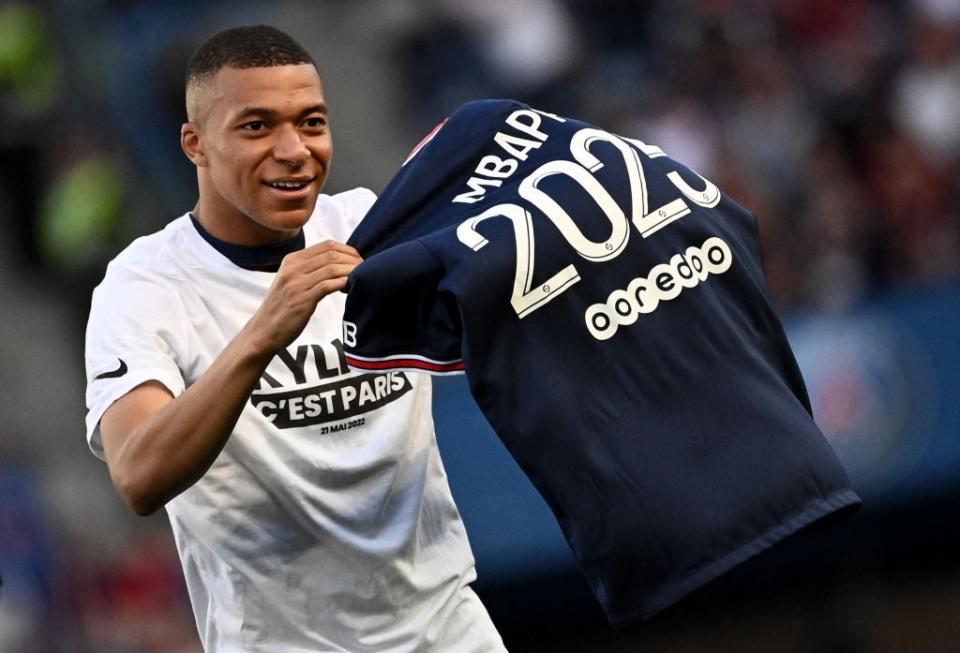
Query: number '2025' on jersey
342 99 860 626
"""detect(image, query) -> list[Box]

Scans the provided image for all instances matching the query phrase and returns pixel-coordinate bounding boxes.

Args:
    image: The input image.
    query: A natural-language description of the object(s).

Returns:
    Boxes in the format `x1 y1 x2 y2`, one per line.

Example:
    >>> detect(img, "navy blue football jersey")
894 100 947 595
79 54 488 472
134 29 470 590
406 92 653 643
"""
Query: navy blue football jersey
342 99 860 625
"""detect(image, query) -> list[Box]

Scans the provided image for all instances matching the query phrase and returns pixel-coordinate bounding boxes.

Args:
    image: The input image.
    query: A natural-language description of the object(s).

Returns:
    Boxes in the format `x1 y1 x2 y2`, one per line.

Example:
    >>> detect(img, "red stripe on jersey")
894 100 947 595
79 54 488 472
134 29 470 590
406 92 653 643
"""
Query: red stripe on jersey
346 355 464 373
403 118 450 165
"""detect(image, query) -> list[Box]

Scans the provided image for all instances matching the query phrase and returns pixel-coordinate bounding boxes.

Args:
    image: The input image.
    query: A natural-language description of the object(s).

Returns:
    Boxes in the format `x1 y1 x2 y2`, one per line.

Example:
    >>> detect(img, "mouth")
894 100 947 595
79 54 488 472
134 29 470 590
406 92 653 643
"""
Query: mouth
262 176 316 197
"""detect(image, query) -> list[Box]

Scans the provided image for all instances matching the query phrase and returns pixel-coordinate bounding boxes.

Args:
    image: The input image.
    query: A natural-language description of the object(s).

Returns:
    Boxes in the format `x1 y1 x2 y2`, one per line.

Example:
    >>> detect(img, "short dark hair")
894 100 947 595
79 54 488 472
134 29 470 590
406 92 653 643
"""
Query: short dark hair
185 25 315 87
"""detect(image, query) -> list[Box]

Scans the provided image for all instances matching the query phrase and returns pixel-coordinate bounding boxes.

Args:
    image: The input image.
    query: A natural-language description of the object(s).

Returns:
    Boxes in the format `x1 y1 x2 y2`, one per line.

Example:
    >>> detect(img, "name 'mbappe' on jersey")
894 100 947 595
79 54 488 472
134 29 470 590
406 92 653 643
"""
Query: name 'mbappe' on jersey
341 99 859 626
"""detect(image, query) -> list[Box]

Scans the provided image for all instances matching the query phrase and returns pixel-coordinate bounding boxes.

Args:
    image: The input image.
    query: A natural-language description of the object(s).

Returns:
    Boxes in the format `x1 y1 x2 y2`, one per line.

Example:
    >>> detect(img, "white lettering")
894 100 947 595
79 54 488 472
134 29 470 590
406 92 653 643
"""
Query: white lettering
493 131 543 161
288 396 304 420
452 176 504 204
586 237 734 340
667 169 721 208
373 375 387 400
457 203 579 317
358 382 376 406
342 321 357 347
452 106 565 205
519 159 629 262
304 394 322 418
477 155 519 179
340 385 358 408
505 109 549 141
318 390 337 413
454 121 726 321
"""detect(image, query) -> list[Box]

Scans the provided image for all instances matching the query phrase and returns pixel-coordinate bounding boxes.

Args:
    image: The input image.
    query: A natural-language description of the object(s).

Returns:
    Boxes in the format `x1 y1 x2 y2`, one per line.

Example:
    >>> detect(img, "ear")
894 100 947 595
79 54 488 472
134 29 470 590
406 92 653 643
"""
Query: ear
181 122 208 167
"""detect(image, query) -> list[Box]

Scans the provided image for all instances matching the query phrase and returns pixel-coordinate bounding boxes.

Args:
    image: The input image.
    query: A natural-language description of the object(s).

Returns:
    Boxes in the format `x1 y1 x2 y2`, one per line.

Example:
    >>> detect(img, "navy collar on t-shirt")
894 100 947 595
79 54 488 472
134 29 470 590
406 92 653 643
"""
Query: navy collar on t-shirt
190 215 305 272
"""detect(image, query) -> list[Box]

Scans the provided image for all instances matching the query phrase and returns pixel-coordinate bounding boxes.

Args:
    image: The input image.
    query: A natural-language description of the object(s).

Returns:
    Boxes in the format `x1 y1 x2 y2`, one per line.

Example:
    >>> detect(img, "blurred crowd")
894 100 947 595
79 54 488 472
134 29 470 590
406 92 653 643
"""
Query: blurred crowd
3 0 959 312
399 0 960 312
1 0 959 651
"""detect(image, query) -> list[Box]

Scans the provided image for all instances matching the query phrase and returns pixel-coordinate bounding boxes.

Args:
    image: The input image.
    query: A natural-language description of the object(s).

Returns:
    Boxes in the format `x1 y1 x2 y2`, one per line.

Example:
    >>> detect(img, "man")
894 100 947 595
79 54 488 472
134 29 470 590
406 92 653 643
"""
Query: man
84 26 506 652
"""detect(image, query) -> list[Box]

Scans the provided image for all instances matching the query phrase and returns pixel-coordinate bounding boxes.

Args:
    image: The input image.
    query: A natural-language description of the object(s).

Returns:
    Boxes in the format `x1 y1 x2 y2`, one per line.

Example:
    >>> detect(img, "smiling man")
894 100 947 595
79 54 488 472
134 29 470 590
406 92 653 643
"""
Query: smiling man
83 26 505 652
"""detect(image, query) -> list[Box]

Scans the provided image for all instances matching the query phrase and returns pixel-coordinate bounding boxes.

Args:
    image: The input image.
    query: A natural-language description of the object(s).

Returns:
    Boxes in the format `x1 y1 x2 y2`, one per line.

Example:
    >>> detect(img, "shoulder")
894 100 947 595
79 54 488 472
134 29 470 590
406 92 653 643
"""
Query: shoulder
105 215 192 277
86 217 197 371
93 215 194 305
305 188 377 242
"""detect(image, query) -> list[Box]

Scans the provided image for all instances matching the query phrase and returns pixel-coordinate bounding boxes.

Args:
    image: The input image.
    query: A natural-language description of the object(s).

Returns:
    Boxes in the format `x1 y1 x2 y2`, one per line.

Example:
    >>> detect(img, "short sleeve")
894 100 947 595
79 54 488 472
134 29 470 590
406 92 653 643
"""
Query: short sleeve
343 240 464 375
340 187 377 225
309 187 378 243
84 269 188 459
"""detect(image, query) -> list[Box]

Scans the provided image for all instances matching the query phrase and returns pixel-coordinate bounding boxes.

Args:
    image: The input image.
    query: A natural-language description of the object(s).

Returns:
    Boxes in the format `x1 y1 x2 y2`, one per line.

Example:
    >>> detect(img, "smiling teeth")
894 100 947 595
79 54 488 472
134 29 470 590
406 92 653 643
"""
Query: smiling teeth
267 180 309 190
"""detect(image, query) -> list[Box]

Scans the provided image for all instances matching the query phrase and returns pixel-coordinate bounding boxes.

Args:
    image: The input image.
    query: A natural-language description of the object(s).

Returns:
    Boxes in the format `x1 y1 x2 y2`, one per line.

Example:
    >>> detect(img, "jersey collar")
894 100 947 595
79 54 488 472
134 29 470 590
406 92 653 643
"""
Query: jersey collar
189 215 305 273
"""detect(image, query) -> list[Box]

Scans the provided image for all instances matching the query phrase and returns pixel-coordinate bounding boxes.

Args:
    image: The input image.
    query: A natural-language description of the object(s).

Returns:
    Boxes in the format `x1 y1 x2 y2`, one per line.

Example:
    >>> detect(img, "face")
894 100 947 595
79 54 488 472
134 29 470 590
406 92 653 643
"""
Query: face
181 64 332 245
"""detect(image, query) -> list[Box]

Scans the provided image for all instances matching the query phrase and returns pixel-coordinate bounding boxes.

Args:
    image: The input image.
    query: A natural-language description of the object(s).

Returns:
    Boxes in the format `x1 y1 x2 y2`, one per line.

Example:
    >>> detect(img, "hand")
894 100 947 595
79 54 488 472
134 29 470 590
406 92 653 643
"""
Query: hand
246 240 362 353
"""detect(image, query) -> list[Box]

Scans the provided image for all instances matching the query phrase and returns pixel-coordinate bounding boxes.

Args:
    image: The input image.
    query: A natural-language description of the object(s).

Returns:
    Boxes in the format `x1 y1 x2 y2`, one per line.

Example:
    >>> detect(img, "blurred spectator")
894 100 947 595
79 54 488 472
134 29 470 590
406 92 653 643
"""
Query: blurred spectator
0 456 58 652
38 149 124 276
0 3 61 117
398 0 583 123
622 92 722 179
796 133 882 310
75 533 200 653
397 0 960 313
724 43 819 196
866 127 960 282
892 0 960 164
0 2 62 271
535 0 958 313
438 0 582 97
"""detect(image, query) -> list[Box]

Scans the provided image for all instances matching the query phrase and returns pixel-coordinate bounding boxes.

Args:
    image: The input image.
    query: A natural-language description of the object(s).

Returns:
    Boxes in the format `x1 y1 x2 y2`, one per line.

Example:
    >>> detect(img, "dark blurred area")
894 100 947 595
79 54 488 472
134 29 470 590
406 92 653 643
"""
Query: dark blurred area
0 0 958 651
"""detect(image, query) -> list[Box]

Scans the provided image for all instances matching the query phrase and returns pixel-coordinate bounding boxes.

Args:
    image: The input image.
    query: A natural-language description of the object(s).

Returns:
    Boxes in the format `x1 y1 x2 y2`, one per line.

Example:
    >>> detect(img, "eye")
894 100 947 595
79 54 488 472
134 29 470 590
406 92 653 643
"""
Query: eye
303 117 327 129
241 120 266 131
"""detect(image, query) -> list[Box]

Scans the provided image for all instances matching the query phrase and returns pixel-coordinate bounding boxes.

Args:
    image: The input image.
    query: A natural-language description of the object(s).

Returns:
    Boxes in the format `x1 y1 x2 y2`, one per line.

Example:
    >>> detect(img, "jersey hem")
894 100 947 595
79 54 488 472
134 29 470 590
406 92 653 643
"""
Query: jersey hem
605 488 861 628
345 353 465 376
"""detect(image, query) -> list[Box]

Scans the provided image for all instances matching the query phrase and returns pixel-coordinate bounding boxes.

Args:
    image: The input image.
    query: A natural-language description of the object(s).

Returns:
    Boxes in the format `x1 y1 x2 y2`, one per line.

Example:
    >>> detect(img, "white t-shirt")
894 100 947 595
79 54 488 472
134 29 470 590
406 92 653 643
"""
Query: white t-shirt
84 188 505 653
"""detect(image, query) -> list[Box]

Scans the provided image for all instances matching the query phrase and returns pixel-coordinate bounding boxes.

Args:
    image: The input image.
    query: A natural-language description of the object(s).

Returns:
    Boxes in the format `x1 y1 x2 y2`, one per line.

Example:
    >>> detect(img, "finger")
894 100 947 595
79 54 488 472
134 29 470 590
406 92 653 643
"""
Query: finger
288 247 362 275
301 263 361 287
311 275 349 295
301 240 362 260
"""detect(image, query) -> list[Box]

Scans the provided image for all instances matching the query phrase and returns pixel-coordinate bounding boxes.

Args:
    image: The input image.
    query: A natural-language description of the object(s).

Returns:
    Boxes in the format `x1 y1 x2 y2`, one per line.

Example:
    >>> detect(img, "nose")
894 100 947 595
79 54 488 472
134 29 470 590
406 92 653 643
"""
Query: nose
273 124 309 164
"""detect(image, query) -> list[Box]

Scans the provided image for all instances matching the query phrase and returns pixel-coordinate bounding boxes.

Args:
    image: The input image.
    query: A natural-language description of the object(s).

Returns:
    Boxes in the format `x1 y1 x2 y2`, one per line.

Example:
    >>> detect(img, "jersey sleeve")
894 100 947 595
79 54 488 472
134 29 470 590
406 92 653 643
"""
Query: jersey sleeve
343 239 464 376
84 268 189 460
335 187 377 233
309 187 378 243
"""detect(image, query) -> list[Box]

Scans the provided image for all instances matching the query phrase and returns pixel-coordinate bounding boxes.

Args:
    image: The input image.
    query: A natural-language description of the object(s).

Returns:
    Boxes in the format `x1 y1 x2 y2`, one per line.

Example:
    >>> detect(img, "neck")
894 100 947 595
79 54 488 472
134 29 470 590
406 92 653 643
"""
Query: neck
193 206 301 246
193 174 303 246
189 214 304 272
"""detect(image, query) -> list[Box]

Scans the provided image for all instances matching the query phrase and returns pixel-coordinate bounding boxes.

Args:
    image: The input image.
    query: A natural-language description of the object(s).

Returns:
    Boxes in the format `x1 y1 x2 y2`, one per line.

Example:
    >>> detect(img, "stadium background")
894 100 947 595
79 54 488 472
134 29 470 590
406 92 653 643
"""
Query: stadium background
1 0 959 650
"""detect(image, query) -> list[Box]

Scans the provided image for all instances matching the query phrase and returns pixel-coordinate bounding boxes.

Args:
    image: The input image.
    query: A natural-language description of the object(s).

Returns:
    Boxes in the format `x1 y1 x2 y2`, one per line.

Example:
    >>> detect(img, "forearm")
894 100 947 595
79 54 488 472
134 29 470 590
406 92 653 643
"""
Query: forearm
107 324 275 515
101 240 361 515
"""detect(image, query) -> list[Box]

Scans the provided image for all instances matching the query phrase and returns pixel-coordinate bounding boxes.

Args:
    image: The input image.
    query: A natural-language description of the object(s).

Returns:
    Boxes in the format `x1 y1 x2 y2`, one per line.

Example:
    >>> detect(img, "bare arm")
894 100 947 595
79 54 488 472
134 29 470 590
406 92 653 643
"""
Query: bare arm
99 240 362 515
